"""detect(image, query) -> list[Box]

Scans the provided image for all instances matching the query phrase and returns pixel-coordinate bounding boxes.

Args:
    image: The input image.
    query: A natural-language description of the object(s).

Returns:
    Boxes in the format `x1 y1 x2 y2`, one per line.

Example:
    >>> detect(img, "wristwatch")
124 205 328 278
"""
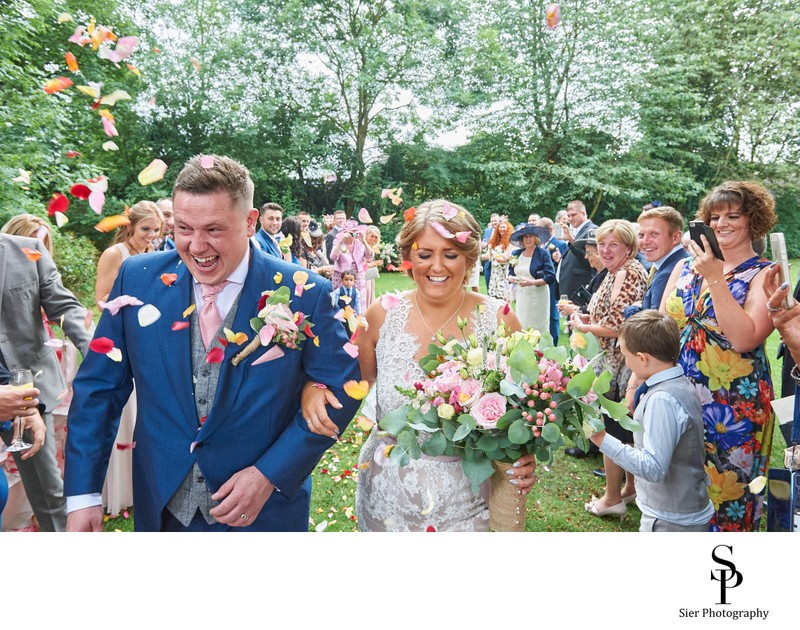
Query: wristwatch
791 364 800 386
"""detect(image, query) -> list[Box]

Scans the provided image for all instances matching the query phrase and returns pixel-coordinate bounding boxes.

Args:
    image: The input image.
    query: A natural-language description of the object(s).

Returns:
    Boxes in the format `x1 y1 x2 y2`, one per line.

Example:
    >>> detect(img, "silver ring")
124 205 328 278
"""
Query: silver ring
240 514 248 520
767 303 784 314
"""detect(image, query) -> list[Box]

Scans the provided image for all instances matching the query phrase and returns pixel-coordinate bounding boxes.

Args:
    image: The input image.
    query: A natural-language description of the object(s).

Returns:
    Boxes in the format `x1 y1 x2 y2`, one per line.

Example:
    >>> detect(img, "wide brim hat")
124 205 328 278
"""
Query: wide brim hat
307 221 324 238
510 224 550 246
573 228 598 254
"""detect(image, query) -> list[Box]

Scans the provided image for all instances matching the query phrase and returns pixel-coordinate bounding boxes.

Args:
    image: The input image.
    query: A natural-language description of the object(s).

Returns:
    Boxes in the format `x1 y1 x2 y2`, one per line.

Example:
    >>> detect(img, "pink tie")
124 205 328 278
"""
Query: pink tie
199 282 228 348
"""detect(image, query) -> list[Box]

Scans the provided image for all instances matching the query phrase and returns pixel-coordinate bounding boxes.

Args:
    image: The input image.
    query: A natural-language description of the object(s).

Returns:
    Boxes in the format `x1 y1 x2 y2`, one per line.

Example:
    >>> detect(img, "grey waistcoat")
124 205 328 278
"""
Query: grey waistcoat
165 294 240 527
633 374 709 515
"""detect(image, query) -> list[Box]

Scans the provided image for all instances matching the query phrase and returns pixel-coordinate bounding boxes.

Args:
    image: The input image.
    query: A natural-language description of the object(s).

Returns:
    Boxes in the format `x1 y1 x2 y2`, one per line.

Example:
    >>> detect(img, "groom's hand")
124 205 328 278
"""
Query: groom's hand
67 506 105 532
210 466 274 527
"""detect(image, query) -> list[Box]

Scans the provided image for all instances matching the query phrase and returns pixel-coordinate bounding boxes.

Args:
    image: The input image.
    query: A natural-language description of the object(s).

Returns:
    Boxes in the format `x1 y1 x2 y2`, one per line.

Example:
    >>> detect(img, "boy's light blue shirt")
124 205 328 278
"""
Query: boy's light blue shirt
599 365 714 525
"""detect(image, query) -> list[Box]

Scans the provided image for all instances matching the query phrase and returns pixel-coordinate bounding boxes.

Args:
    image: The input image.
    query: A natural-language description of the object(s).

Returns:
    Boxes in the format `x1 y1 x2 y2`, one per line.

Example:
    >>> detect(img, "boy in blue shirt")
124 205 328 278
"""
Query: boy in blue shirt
587 310 713 531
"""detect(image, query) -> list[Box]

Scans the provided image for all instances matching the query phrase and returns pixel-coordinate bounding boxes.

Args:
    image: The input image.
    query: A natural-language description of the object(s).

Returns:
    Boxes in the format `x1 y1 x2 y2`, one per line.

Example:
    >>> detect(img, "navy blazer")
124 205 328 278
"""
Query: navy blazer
544 237 568 257
624 247 688 318
508 246 556 284
254 228 281 258
557 221 597 298
64 243 361 531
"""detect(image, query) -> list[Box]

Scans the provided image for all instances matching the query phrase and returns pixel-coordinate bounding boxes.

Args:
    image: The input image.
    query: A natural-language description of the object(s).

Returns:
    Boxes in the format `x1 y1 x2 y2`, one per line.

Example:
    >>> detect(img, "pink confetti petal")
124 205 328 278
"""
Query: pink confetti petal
251 345 285 366
334 309 346 322
380 293 401 310
294 283 305 297
441 202 457 220
206 347 225 363
455 231 471 243
172 321 190 331
343 342 359 358
502 302 511 315
88 189 105 214
358 207 373 223
189 441 198 453
200 155 214 169
430 221 454 239
45 339 65 348
99 294 143 316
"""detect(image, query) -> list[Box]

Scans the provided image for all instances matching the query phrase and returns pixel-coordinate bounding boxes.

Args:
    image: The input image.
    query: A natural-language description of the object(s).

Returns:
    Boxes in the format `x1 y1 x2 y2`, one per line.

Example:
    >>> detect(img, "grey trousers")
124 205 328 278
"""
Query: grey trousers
639 513 709 533
1 412 67 532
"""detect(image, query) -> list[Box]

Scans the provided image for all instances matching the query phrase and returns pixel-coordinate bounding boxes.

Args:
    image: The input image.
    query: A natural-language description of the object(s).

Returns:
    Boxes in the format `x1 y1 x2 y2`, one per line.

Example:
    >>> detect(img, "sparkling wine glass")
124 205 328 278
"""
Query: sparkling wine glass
6 368 34 452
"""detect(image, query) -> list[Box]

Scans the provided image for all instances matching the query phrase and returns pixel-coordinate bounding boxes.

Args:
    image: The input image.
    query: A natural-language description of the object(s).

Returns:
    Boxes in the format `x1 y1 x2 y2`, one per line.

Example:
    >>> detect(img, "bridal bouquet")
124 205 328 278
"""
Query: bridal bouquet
378 309 637 527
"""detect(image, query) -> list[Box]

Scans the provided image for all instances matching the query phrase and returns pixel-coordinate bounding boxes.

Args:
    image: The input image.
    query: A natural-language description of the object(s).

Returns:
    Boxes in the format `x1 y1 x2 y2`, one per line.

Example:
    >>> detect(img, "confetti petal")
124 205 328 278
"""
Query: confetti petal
293 270 309 287
358 207 373 224
379 213 396 224
273 272 283 283
398 260 413 271
102 141 119 151
43 76 73 94
233 332 248 345
99 89 131 106
47 192 69 216
106 347 122 362
84 309 94 329
380 293 401 310
455 231 471 243
99 295 143 315
183 304 196 318
65 51 79 72
11 169 31 185
252 345 285 365
206 347 225 363
89 337 115 354
403 207 416 222
546 4 561 29
137 304 161 327
54 212 69 228
343 380 370 400
57 12 73 23
200 155 214 168
21 247 42 262
94 215 129 232
343 342 359 358
355 416 374 432
441 202 457 220
70 183 91 199
138 159 168 186
430 221 454 239
87 175 108 193
190 57 202 73
45 339 64 348
748 475 767 495
89 188 105 214
172 321 190 331
160 273 178 286
315 520 328 532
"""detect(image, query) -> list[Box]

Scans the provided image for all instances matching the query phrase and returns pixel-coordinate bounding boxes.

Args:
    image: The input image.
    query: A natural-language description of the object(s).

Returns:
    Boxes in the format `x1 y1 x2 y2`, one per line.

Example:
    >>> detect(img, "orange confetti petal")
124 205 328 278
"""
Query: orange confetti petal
65 51 79 72
160 273 178 286
233 332 248 345
398 260 413 271
137 159 168 186
343 380 370 400
94 215 130 233
403 207 416 222
21 247 42 262
43 76 73 94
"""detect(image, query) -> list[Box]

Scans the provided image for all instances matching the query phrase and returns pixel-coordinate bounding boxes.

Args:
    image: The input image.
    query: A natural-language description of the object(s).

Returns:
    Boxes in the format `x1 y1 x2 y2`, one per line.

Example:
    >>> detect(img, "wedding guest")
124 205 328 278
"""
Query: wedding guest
254 202 283 258
363 225 384 308
570 220 647 517
64 154 360 532
279 215 306 265
95 200 163 516
156 198 175 250
507 224 554 335
329 219 372 311
661 180 777 531
0 232 91 531
481 213 499 291
588 311 714 531
302 221 333 280
485 219 514 300
324 209 347 261
304 199 537 531
555 200 597 300
538 218 568 343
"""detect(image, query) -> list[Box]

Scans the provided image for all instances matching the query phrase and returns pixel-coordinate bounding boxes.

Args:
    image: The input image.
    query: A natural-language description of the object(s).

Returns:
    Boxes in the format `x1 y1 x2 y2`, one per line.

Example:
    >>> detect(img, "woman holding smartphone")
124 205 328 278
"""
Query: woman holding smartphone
660 181 777 532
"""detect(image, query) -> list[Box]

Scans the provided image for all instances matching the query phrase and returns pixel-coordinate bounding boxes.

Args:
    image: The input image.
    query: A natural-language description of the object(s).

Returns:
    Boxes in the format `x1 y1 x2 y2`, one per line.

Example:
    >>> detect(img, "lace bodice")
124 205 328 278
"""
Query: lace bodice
374 293 504 420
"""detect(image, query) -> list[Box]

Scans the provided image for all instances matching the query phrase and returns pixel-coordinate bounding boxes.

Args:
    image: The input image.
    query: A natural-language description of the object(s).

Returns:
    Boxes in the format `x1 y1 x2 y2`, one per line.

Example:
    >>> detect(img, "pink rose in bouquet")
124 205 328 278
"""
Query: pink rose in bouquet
471 392 507 429
456 378 482 407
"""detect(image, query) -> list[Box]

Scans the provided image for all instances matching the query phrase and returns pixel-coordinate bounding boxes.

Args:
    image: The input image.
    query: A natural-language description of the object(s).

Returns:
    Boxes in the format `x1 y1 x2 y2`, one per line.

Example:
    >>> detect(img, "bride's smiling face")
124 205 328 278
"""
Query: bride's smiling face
411 226 467 301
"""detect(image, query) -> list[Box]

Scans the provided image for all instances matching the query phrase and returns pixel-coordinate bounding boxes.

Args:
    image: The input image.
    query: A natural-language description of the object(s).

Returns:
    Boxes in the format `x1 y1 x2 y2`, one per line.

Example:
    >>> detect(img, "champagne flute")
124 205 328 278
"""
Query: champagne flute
6 368 34 452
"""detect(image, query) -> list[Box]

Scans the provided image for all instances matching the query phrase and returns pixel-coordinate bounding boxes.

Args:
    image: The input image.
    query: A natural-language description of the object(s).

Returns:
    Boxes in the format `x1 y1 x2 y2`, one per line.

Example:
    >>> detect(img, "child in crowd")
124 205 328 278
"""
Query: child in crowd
333 271 361 337
586 310 714 531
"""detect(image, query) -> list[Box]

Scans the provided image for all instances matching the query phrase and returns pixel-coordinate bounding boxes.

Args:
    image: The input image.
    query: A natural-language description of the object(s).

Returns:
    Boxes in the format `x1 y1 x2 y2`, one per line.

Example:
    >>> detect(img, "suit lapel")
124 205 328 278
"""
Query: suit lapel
153 260 196 425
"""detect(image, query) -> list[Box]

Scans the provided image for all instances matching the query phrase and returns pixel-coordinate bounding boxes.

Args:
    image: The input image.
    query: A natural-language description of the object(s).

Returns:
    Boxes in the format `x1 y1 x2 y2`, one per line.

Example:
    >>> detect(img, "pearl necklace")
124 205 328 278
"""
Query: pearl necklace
414 290 466 342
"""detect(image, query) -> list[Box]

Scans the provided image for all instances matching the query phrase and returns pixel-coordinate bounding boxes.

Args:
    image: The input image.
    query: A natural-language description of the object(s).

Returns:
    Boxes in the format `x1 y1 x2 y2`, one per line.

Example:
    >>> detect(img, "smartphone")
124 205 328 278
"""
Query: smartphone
553 223 563 239
689 221 725 261
770 232 796 308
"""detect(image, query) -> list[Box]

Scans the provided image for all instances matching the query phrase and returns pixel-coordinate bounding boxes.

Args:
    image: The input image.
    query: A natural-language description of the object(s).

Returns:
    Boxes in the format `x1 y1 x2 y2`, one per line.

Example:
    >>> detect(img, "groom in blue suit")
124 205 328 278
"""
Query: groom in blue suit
65 155 361 532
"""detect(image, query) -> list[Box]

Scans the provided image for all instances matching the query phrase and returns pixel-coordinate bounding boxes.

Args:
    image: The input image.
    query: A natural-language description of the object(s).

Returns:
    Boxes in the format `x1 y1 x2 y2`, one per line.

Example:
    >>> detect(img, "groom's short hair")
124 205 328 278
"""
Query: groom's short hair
173 155 254 213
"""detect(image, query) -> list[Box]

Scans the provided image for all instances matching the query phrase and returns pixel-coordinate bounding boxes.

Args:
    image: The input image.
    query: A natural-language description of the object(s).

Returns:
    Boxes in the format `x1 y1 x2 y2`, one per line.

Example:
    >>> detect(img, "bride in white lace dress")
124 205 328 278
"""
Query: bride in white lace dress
305 200 537 531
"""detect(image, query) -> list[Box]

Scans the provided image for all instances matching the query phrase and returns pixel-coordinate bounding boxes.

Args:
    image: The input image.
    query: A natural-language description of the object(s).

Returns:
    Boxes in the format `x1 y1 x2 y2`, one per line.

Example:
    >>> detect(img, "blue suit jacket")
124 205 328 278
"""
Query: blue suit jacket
64 244 361 531
254 228 281 258
508 246 556 284
545 237 567 257
624 247 688 318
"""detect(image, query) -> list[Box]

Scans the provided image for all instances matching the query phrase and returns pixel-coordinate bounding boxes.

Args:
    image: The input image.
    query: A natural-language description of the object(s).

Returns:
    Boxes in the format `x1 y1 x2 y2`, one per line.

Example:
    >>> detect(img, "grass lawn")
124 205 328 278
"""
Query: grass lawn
105 267 793 532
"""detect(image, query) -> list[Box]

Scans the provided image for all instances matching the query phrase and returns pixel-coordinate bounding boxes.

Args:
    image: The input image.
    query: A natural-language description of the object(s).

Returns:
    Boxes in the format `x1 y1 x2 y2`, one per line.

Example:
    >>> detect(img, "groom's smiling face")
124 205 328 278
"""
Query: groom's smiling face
173 190 258 286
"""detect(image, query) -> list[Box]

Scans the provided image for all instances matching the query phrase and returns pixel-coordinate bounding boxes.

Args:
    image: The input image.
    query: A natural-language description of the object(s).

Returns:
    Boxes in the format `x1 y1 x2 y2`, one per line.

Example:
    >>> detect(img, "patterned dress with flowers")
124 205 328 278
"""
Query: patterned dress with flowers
665 256 774 532
355 294 505 531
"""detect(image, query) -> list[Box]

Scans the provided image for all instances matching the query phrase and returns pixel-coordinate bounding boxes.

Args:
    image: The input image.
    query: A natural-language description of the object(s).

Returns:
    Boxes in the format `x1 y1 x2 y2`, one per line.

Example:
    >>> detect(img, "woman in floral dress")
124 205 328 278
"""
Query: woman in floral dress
661 181 778 531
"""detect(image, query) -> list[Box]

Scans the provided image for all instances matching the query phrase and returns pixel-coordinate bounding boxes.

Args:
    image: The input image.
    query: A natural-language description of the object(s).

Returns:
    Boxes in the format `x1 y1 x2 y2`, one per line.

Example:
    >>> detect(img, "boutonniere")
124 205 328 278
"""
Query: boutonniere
232 286 315 366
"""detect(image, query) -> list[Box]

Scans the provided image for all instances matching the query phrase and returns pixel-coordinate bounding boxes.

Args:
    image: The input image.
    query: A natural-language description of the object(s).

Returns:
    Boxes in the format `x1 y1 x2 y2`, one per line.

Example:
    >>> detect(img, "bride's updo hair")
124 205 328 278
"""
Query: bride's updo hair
396 199 482 282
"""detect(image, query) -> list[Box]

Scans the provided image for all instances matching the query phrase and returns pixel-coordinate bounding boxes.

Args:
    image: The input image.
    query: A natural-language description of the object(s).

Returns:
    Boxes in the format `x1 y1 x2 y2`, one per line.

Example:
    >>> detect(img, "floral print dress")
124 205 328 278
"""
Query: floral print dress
665 256 774 532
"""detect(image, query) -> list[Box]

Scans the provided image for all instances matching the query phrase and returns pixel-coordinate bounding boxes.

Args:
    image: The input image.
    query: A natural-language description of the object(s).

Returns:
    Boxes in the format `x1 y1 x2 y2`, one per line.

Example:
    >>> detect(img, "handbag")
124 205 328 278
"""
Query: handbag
365 266 379 281
766 387 800 532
